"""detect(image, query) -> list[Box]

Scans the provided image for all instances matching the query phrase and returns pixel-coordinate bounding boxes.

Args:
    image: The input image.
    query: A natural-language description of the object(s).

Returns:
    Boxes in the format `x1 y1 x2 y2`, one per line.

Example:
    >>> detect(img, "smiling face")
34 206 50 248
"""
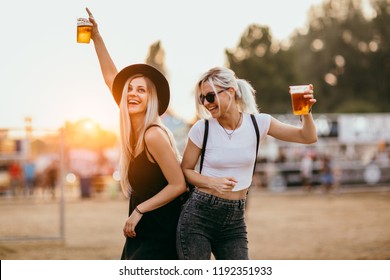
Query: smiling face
200 81 232 118
126 76 149 116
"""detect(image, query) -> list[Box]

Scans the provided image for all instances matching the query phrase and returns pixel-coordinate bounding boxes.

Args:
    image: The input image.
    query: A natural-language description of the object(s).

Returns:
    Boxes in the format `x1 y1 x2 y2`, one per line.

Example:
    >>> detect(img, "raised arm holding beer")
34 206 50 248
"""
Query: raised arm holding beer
86 8 118 90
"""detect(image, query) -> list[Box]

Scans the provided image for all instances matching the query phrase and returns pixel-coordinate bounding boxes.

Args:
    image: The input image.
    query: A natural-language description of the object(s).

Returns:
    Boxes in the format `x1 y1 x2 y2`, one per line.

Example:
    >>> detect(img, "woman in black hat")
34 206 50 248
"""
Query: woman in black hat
86 8 186 260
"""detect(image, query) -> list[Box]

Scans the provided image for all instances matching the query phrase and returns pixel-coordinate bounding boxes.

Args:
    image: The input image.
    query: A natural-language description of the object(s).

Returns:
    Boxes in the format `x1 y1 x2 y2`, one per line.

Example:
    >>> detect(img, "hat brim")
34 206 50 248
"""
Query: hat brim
112 64 170 115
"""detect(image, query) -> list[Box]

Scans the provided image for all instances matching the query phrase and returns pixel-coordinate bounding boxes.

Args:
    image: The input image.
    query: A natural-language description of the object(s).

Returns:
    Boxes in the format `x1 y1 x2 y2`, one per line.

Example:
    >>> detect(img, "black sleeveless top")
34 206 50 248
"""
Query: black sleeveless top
126 127 181 240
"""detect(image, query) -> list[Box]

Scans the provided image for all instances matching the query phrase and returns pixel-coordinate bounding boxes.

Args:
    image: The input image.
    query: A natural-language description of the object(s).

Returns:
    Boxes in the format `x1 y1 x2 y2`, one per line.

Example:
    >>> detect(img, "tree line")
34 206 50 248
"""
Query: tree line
226 0 389 114
147 0 389 115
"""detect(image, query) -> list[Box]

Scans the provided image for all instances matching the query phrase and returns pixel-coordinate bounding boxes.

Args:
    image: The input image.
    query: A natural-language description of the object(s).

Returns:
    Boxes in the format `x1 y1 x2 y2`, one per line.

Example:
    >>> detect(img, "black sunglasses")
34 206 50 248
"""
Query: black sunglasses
198 88 228 105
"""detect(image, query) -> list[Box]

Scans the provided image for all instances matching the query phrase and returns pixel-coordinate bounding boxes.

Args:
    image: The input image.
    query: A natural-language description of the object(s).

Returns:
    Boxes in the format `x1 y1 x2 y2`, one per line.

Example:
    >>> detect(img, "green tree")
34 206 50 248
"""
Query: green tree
290 0 386 113
226 0 390 114
145 40 168 77
370 0 390 111
226 25 297 114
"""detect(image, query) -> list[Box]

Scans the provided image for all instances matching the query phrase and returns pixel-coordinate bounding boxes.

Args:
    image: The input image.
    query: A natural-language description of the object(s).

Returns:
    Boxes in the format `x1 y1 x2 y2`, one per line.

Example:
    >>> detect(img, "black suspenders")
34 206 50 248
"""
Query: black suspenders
200 114 260 176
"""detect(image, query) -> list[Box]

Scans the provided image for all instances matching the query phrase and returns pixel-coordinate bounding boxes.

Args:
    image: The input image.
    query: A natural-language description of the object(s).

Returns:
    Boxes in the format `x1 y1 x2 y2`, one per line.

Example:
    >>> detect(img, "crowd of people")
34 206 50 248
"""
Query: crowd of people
2 160 58 198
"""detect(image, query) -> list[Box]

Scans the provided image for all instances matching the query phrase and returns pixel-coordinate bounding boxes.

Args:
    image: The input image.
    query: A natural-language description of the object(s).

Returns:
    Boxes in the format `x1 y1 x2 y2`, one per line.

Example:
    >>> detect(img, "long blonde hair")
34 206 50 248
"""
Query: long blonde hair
195 67 259 118
118 74 179 197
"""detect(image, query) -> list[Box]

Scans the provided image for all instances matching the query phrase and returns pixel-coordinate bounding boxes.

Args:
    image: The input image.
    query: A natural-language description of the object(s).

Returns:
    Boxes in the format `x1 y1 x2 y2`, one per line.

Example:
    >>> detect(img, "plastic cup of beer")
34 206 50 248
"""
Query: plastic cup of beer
289 84 313 115
77 18 93 44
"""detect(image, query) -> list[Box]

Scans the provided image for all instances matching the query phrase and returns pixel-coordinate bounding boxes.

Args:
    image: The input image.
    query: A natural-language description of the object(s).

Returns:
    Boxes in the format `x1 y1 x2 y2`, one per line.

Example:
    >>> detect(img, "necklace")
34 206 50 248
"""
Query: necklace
220 113 242 140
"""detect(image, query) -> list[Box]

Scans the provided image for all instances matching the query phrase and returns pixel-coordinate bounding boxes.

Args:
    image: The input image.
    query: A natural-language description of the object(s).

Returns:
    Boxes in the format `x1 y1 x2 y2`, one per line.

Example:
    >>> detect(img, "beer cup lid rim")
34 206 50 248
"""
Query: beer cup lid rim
289 84 312 93
77 18 93 26
112 64 170 115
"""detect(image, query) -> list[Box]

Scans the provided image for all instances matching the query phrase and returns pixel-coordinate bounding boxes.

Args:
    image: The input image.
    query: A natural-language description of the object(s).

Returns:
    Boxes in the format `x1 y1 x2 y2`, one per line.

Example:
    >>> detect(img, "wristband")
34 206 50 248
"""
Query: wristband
135 206 144 215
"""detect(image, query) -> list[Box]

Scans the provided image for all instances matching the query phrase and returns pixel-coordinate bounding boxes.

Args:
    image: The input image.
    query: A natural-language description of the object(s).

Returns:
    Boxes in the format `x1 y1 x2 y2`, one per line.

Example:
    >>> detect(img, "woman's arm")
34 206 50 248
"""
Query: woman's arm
181 139 236 194
268 114 317 144
137 127 187 212
123 127 187 238
86 8 118 92
268 91 317 144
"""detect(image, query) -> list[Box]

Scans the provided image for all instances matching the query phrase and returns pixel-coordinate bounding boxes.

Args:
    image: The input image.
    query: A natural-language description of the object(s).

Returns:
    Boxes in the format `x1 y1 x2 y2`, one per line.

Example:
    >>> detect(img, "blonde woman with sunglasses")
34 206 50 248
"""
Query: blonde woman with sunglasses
177 67 317 260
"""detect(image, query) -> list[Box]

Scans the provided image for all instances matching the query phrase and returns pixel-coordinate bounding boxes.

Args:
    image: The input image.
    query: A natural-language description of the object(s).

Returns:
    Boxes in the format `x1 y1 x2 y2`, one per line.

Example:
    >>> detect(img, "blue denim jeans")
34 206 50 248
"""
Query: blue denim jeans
176 188 248 260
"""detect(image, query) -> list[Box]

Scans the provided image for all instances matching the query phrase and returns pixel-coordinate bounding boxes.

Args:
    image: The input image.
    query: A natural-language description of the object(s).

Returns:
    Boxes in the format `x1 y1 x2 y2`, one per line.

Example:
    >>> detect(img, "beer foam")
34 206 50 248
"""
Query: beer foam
289 85 311 93
77 18 93 26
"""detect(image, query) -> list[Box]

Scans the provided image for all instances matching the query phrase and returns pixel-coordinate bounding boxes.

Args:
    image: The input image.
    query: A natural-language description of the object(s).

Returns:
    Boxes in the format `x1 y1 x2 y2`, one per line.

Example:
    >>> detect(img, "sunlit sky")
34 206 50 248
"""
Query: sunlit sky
0 0 325 133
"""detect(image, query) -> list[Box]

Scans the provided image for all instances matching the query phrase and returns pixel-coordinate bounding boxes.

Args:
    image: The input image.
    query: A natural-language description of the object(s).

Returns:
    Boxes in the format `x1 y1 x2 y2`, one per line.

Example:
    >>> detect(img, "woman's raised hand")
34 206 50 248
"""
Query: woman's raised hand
86 7 99 40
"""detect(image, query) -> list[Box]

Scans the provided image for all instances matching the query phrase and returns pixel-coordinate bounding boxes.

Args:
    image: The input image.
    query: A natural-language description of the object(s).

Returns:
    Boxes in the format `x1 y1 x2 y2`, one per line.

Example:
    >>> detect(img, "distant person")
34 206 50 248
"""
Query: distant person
8 161 22 196
320 155 334 193
86 8 186 260
23 159 36 196
46 161 58 199
177 66 317 259
300 151 314 192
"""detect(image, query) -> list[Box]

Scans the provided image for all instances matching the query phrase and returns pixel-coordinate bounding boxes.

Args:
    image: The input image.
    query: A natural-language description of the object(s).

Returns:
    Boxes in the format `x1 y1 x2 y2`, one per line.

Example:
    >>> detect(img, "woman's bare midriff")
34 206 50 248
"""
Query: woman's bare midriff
196 187 248 200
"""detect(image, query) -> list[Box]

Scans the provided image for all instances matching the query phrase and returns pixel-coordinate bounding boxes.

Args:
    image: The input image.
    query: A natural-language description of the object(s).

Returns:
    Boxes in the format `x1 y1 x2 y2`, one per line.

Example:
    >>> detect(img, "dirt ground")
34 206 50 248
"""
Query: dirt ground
0 186 389 260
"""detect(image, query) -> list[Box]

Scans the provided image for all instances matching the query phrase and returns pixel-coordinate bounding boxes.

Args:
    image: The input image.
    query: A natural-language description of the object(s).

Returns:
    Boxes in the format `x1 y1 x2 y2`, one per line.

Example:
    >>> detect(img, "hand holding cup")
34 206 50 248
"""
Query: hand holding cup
289 84 316 115
85 7 99 40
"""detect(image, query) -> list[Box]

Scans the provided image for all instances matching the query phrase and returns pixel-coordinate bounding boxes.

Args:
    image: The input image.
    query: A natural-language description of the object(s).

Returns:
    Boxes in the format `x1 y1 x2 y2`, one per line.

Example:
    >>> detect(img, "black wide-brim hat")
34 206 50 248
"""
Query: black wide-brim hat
112 64 170 115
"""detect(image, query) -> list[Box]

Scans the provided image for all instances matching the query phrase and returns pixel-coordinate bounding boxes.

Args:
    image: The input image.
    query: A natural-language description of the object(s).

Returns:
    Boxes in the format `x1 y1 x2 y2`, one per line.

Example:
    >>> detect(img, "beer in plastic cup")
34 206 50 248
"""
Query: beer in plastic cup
289 84 313 115
77 18 93 44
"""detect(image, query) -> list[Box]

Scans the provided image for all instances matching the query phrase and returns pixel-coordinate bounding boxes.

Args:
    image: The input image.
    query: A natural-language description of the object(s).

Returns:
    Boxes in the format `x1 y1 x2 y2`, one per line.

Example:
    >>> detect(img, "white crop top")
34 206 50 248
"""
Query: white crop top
189 112 271 191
